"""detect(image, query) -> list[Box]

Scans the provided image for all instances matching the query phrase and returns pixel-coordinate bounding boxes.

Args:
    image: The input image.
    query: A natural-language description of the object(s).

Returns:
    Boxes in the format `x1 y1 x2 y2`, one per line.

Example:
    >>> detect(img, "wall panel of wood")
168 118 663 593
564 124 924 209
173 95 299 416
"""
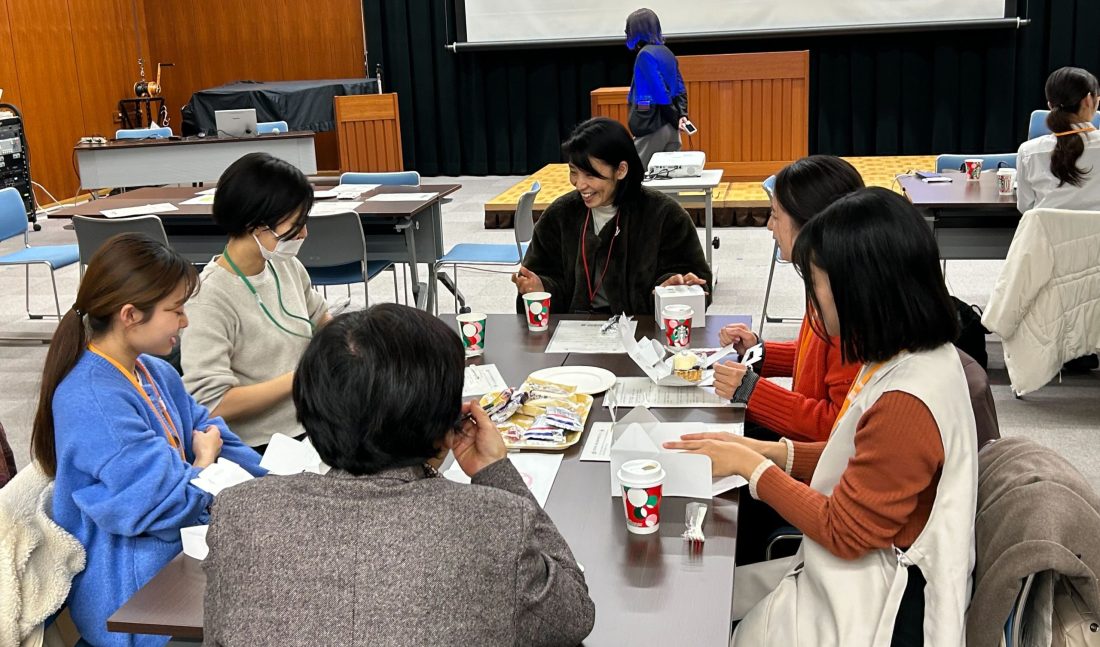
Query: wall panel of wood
589 51 810 181
144 0 365 171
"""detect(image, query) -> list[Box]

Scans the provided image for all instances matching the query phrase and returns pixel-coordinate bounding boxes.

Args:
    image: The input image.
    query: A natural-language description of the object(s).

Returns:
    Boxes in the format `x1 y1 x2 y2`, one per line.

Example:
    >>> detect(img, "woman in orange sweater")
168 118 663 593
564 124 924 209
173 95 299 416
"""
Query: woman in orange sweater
715 155 863 443
667 188 977 646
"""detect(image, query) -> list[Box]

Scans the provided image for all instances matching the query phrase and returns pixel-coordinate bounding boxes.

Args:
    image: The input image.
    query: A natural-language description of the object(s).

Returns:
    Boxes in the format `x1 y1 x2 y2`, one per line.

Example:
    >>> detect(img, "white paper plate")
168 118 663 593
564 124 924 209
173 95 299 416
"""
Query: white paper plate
528 366 616 395
313 189 339 199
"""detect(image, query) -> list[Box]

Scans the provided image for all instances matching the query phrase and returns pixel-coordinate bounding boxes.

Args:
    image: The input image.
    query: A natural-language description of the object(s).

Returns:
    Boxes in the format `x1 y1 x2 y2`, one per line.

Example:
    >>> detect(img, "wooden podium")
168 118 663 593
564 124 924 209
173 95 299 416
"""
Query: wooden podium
590 51 809 181
335 93 405 172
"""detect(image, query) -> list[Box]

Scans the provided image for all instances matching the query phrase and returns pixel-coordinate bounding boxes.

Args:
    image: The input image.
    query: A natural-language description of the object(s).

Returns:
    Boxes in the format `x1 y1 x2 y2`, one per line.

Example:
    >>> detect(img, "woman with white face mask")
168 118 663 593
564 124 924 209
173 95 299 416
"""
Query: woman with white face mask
182 152 332 452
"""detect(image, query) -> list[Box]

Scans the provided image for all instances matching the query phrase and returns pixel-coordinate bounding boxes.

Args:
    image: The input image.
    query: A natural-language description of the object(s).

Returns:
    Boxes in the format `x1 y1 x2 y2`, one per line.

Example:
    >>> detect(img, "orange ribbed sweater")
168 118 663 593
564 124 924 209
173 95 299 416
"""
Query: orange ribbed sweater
747 318 862 442
756 391 945 560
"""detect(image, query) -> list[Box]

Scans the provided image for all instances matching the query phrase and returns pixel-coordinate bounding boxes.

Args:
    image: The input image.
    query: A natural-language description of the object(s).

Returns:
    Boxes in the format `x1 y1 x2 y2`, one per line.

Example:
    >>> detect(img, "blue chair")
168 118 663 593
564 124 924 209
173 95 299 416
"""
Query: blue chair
115 127 172 140
434 181 540 313
256 121 289 135
0 187 79 319
298 210 394 305
934 154 1017 173
339 171 422 186
1027 109 1100 140
759 175 800 334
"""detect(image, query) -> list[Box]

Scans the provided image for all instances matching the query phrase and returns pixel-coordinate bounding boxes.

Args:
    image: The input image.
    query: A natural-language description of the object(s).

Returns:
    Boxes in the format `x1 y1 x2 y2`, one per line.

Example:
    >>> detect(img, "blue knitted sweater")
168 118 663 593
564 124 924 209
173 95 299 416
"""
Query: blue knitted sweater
51 351 265 647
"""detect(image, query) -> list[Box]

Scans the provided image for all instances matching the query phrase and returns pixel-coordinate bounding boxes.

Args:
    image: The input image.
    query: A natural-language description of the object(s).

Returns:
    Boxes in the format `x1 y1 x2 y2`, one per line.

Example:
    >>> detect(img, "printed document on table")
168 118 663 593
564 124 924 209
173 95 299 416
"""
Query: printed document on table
310 201 363 216
462 364 508 398
604 377 734 408
101 203 179 218
580 422 614 462
364 192 439 202
544 320 625 354
179 194 215 206
443 453 563 507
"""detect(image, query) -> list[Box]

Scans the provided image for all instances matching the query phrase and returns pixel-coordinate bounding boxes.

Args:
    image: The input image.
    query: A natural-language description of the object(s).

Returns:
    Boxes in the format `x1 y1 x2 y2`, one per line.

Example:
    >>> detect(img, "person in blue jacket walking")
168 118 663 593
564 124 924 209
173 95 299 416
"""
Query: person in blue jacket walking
30 233 265 647
626 8 691 169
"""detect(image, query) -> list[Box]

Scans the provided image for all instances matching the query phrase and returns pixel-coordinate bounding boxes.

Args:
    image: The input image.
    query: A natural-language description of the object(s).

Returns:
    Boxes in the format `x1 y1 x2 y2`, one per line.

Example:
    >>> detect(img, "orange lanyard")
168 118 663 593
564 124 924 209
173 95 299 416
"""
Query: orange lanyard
87 344 186 461
793 318 814 390
829 361 886 435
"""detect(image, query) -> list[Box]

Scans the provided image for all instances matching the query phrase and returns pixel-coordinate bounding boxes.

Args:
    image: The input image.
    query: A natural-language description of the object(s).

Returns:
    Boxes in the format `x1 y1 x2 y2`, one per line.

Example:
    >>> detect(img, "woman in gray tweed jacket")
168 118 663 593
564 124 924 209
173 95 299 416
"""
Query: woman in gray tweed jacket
202 305 595 646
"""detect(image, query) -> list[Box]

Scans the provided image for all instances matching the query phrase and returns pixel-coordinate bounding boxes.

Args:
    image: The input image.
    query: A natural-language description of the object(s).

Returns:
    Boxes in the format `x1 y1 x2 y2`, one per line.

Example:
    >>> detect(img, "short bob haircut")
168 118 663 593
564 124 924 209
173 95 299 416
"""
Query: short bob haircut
791 187 959 364
562 117 644 206
774 155 865 229
212 152 314 239
292 304 465 475
625 8 663 50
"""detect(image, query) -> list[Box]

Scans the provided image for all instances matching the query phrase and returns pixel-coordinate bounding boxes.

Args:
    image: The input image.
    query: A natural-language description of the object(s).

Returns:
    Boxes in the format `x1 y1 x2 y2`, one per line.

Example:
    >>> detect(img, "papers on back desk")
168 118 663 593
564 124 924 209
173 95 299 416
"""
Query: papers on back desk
364 192 438 202
544 320 625 354
310 201 363 216
605 377 734 408
100 203 179 218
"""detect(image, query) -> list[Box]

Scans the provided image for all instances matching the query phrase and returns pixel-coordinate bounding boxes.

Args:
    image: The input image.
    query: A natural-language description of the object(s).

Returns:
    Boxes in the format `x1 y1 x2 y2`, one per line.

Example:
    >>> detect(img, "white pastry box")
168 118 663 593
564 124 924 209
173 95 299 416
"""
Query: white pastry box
653 284 706 328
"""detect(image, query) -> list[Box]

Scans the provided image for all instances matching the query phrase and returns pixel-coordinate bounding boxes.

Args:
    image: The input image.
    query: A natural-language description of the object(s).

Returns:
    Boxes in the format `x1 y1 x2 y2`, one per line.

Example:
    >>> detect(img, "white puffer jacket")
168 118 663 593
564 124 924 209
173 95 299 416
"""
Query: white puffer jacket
982 208 1100 394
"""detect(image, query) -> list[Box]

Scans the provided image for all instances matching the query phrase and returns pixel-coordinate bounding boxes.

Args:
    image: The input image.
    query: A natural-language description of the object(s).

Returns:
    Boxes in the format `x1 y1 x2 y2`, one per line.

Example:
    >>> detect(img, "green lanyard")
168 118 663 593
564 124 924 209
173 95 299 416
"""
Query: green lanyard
222 246 314 340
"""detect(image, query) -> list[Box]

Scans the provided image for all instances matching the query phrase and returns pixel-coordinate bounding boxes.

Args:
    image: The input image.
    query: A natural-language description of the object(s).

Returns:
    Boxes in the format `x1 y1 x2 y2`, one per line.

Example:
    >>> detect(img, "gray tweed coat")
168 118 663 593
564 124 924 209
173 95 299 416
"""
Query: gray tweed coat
202 458 595 646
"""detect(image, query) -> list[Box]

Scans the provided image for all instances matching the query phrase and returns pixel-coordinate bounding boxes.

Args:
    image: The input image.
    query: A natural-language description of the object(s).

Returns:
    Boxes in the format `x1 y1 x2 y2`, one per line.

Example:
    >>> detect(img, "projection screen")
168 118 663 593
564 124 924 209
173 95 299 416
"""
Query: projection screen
454 0 1017 50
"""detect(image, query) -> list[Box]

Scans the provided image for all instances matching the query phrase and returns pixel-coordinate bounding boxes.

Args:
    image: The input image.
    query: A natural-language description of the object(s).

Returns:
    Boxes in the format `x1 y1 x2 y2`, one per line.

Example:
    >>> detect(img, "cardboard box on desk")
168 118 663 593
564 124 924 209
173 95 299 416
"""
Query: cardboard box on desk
654 284 707 328
610 407 746 498
617 316 733 387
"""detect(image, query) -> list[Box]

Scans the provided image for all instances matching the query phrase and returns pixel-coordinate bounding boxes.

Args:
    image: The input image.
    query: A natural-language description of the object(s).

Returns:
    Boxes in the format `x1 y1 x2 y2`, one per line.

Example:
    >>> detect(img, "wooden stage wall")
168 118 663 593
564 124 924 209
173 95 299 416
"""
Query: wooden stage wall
591 51 810 182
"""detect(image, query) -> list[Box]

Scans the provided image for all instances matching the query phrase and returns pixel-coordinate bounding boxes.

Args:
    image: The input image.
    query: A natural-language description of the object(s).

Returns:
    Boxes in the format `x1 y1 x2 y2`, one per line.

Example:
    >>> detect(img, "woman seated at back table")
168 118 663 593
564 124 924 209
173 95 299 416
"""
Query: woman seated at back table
182 152 331 452
666 188 978 646
202 304 595 646
512 117 711 315
32 234 263 647
1017 66 1100 213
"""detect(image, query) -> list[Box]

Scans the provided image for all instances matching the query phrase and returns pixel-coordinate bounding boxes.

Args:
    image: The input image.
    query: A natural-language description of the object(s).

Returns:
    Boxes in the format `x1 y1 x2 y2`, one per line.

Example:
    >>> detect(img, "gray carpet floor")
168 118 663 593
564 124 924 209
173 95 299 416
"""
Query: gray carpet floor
2 176 1098 487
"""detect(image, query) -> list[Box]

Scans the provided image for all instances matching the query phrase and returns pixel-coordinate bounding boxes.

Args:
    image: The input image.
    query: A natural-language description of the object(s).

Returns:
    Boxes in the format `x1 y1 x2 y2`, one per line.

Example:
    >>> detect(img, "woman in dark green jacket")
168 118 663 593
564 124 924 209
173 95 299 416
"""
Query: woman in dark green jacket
512 117 711 315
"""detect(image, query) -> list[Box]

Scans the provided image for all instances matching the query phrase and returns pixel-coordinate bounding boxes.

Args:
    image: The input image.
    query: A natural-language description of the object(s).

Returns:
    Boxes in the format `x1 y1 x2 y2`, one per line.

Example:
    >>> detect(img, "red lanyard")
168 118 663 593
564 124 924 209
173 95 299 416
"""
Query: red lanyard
580 209 621 303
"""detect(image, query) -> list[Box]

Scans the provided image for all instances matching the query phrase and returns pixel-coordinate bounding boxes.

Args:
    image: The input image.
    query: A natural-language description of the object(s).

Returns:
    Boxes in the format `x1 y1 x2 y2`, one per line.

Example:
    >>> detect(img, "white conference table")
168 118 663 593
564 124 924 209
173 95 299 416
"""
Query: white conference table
643 169 724 269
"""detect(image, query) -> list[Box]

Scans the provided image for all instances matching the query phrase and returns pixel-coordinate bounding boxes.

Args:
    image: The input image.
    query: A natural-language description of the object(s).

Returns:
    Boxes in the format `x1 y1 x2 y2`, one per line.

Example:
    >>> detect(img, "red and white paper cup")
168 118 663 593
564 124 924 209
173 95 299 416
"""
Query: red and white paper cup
522 291 551 332
456 312 487 357
964 158 983 181
618 459 666 535
662 304 693 350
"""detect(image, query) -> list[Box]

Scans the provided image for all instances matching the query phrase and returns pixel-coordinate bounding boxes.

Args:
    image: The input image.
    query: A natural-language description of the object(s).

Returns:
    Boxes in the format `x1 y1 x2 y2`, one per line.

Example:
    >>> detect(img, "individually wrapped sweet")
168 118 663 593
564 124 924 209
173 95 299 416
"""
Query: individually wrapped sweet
483 387 528 423
544 406 584 432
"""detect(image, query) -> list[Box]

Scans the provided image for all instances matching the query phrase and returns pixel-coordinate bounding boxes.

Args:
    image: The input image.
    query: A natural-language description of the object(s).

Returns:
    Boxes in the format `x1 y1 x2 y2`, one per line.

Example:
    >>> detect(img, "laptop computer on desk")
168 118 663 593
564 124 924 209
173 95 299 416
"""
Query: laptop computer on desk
214 109 257 137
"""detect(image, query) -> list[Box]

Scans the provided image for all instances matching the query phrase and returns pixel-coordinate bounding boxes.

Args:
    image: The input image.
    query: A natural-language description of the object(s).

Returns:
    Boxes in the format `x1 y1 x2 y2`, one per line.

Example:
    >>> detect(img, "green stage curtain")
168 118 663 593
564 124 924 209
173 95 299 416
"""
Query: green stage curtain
363 0 1100 176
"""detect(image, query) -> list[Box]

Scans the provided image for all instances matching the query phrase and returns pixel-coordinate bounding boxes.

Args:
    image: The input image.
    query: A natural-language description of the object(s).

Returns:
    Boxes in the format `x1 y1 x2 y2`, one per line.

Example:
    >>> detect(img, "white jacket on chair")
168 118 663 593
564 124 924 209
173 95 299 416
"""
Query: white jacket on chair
982 208 1100 394
0 462 85 647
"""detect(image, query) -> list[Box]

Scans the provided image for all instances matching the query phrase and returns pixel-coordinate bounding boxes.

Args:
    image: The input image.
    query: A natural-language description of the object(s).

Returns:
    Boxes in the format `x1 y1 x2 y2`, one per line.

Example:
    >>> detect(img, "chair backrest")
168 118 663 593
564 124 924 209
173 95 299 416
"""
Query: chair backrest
513 181 541 257
297 211 367 268
115 127 172 140
72 215 169 267
0 186 28 243
762 174 777 198
1028 109 1100 140
935 154 1017 173
256 121 289 135
339 171 421 186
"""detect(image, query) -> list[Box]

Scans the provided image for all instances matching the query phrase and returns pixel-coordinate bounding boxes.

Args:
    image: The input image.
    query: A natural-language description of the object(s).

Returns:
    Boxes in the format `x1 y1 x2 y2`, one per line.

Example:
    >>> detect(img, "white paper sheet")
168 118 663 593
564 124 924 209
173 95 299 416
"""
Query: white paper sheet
332 183 379 197
579 422 614 462
544 320 625 354
310 201 362 216
260 433 329 476
364 192 438 202
443 453 563 507
101 202 179 219
195 188 217 195
189 458 254 495
462 364 508 398
179 194 215 205
181 525 209 560
605 377 733 408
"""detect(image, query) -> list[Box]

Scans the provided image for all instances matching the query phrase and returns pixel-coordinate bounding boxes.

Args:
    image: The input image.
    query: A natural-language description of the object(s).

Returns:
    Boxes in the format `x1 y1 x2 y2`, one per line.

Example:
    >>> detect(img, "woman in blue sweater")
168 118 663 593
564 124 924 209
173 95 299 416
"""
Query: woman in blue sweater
30 234 264 647
626 8 691 169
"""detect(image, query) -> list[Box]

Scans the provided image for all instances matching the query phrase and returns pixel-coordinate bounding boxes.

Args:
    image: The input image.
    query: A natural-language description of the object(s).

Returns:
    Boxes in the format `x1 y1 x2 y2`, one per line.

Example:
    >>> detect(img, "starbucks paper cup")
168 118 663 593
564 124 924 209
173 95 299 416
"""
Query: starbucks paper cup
618 459 666 535
523 291 551 332
662 304 693 349
457 312 487 357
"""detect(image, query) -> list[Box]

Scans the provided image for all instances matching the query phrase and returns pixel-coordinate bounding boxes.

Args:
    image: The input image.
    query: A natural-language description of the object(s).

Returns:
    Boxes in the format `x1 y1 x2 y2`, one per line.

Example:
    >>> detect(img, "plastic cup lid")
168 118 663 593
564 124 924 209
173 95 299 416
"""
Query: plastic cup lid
618 459 666 487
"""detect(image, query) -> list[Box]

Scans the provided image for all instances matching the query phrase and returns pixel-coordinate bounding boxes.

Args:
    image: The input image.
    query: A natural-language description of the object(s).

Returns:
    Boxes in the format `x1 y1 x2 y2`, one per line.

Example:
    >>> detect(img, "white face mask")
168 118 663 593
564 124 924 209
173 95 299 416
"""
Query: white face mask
254 232 303 262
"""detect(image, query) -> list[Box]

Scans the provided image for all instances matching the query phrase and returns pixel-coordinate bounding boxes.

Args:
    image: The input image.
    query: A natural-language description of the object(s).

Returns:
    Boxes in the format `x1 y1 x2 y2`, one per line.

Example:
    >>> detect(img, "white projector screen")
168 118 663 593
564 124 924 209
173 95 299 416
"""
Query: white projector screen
458 0 1012 47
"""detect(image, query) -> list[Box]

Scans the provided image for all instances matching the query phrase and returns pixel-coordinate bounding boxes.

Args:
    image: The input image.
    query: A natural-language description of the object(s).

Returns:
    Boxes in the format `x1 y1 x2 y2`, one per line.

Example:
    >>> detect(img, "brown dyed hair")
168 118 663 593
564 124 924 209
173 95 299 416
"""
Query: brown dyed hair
1045 67 1099 187
31 234 198 477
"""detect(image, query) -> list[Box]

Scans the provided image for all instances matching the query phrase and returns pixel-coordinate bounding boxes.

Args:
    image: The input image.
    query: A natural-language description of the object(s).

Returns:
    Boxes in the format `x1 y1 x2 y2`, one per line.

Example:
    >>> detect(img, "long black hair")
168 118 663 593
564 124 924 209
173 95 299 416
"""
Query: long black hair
773 155 865 229
1044 67 1099 187
791 187 958 364
561 117 644 206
